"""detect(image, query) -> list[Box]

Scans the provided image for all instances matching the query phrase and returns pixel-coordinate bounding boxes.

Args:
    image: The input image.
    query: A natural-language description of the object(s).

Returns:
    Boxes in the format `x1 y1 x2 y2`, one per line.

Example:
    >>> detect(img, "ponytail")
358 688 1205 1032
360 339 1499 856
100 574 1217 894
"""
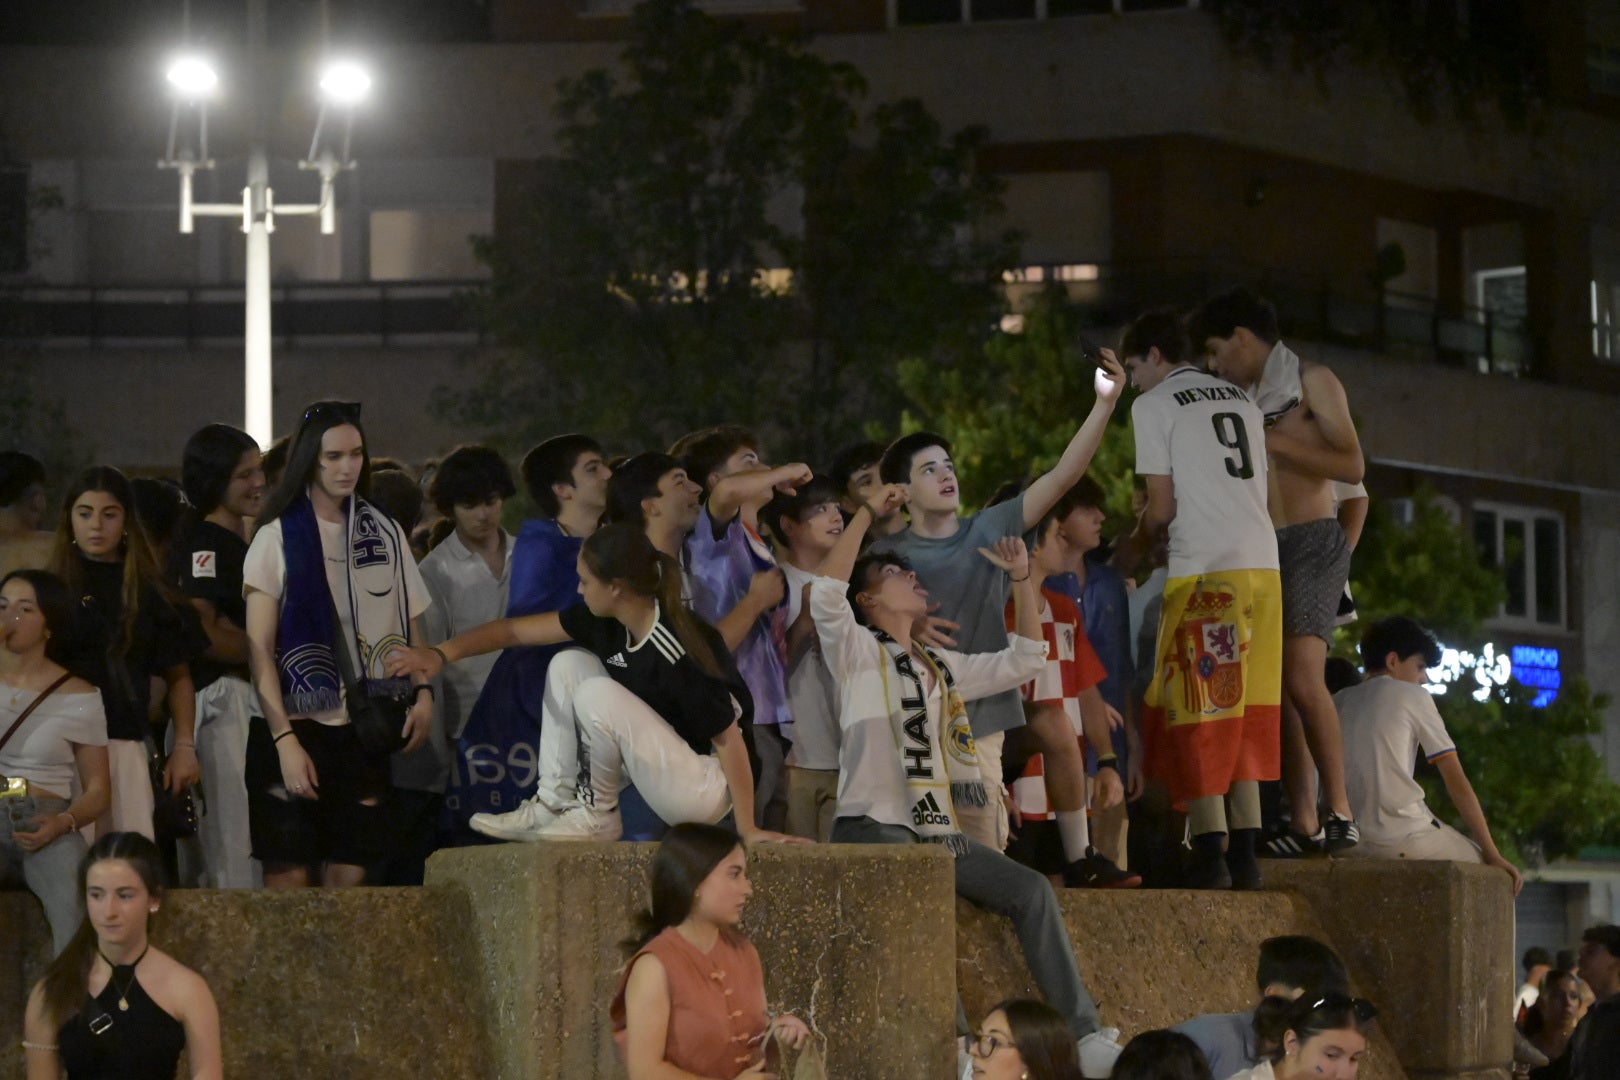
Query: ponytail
581 524 725 680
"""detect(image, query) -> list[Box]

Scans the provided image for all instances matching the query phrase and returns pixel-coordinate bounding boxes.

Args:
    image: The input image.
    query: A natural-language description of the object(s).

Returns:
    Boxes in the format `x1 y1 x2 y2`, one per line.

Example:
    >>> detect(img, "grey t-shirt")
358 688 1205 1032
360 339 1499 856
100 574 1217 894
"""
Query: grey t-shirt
1171 1009 1258 1080
874 495 1028 737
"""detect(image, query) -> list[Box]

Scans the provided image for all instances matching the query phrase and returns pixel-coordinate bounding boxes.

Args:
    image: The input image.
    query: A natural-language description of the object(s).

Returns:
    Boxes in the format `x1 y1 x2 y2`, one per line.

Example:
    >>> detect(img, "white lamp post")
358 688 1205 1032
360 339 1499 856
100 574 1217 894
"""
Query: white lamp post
158 16 369 448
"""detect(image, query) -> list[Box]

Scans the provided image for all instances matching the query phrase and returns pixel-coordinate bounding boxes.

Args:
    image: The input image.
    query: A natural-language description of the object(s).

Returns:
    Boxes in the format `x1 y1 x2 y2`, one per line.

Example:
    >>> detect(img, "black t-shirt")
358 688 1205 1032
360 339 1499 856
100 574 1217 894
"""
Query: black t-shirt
167 519 250 690
67 556 210 741
557 602 752 756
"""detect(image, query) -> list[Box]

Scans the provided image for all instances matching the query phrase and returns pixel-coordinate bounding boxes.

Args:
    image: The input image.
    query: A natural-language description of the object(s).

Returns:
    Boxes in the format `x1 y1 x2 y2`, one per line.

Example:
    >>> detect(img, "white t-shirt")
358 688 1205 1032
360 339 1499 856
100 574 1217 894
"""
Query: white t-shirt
0 688 107 794
244 514 431 724
1131 367 1278 578
781 562 840 771
1337 675 1458 847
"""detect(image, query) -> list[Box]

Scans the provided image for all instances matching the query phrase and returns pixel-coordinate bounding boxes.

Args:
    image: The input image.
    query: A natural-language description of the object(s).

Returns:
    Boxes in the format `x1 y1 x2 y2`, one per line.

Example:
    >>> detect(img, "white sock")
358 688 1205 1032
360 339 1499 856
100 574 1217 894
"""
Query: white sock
1056 809 1090 863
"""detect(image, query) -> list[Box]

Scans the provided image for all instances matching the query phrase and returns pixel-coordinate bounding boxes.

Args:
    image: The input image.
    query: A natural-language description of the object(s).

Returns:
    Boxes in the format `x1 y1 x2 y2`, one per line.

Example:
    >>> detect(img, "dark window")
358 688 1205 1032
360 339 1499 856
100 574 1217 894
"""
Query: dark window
896 0 960 23
1502 518 1527 618
971 0 1035 19
1534 517 1563 625
0 167 27 275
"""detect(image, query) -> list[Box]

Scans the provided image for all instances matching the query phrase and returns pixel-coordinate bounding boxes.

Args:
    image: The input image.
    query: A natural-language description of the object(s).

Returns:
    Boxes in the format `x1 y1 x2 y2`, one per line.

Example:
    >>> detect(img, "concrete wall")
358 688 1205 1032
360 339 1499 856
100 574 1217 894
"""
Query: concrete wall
3 848 1526 1080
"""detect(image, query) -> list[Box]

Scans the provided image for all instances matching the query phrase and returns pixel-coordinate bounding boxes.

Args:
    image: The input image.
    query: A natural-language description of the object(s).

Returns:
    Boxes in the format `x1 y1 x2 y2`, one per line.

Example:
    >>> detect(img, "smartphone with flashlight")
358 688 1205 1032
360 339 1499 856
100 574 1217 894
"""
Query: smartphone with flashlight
1077 336 1105 364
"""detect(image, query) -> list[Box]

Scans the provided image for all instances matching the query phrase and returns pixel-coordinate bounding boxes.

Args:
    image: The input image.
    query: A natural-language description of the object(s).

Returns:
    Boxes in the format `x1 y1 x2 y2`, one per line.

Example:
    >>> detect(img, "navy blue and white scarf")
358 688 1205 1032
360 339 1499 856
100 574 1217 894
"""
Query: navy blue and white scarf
275 494 413 717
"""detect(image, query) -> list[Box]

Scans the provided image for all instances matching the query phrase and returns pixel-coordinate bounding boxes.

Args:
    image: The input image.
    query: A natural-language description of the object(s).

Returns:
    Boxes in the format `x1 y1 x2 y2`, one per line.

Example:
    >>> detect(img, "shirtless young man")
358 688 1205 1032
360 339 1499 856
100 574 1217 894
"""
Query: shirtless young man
1190 288 1365 855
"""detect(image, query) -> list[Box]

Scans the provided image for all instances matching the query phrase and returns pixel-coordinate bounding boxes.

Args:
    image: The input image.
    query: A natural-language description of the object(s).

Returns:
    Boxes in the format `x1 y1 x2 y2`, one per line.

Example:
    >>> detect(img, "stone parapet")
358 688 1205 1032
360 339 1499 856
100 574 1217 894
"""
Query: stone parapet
424 840 961 1080
1263 859 1516 1077
955 888 1409 1080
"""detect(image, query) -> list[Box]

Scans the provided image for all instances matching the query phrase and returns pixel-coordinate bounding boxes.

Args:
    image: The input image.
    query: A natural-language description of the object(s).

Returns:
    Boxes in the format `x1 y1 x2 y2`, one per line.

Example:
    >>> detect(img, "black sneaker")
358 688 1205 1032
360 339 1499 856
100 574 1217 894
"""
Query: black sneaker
1064 848 1143 889
1322 813 1360 854
1261 826 1324 858
1226 850 1264 891
1184 847 1233 890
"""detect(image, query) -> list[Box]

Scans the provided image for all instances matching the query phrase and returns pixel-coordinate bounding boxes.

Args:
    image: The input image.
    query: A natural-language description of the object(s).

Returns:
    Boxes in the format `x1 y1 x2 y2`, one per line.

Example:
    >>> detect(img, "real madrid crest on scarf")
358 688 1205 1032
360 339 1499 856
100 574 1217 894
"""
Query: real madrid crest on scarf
872 629 984 856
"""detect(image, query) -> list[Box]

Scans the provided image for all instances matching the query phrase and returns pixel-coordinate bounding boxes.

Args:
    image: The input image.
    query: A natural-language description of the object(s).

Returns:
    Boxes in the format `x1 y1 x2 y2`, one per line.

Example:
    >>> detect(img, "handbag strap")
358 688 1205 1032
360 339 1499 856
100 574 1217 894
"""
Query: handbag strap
326 593 367 696
0 672 75 756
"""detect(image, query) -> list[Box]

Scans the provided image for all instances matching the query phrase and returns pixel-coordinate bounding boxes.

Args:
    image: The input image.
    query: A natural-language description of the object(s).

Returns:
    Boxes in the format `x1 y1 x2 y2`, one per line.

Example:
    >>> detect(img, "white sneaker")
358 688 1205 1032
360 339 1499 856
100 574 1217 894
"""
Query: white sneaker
534 804 623 842
468 796 563 842
1078 1027 1124 1078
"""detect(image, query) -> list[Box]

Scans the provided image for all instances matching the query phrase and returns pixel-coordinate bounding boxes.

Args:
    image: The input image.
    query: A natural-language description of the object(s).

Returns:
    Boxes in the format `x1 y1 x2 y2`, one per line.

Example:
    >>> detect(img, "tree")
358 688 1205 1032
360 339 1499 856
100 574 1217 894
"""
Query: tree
891 286 1136 516
440 0 1013 462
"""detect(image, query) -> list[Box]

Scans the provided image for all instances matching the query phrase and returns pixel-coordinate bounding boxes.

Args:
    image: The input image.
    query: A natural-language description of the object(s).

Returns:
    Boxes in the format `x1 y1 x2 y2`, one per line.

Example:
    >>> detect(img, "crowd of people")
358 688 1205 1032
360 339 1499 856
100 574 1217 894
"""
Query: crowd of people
0 285 1607 1078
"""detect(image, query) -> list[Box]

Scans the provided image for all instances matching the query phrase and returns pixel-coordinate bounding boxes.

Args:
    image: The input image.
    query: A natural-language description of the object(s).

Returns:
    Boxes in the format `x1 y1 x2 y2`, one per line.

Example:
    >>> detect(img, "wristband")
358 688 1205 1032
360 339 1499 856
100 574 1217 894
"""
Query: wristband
273 730 296 746
429 646 450 667
173 740 194 749
1096 754 1119 771
59 811 78 833
412 684 434 701
1009 573 1030 583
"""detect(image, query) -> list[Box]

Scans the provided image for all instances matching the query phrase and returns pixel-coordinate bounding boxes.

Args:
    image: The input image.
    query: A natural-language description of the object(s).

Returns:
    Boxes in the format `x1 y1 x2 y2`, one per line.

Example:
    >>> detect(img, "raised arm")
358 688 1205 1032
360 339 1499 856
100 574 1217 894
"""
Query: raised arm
1265 364 1364 484
1022 353 1127 528
708 463 813 525
818 484 906 584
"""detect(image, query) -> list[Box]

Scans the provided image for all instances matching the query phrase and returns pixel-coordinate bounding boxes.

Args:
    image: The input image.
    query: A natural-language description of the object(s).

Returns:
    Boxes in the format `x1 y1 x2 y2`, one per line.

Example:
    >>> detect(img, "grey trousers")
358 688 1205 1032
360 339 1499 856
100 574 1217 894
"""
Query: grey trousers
830 815 1102 1040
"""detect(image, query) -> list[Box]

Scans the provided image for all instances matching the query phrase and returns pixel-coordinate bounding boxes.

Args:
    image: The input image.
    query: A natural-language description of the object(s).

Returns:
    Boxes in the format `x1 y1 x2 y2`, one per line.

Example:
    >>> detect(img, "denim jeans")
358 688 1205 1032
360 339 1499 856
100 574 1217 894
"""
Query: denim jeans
0 793 87 955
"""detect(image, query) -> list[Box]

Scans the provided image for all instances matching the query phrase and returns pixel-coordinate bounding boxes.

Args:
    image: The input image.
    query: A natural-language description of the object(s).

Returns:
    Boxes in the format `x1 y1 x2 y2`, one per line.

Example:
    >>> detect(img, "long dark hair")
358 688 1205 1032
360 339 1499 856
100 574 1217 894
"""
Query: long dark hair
581 523 722 679
989 999 1083 1080
48 466 182 665
256 400 372 527
620 823 743 956
1111 1030 1214 1080
0 569 76 666
1253 993 1378 1063
1522 970 1580 1038
36 832 167 1027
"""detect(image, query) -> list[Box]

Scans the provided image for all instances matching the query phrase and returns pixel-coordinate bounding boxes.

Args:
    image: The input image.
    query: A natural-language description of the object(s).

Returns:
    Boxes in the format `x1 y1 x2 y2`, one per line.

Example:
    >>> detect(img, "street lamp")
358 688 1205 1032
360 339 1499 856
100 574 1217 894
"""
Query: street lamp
158 35 370 447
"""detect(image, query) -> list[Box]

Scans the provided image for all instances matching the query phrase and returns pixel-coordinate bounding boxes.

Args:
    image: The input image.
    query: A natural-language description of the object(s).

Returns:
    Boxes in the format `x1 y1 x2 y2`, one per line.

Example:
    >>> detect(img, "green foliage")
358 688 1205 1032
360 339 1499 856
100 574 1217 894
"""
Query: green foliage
440 0 1013 464
1333 487 1506 659
1422 679 1620 866
1210 0 1546 127
892 287 1135 516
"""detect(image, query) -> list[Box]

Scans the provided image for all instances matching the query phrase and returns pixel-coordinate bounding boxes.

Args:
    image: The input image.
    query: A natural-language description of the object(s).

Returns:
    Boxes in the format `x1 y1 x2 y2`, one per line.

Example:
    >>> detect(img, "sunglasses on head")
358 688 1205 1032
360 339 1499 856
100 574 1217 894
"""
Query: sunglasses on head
1307 994 1379 1024
302 401 362 424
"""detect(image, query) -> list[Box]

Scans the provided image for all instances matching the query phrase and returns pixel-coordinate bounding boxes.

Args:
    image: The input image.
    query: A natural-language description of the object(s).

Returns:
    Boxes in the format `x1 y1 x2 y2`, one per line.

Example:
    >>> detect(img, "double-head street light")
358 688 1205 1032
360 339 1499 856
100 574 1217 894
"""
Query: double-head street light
159 36 370 447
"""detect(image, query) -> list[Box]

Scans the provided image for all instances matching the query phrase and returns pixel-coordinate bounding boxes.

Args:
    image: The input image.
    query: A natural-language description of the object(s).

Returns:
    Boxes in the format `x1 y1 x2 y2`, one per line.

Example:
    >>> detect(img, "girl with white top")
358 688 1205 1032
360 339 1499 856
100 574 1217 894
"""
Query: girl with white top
0 569 110 954
1227 993 1377 1080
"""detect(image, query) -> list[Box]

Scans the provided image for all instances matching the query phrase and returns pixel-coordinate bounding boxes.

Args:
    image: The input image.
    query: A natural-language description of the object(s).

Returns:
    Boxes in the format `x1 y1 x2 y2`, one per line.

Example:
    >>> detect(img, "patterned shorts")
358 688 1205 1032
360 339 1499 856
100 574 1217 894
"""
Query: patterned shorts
1276 518 1352 643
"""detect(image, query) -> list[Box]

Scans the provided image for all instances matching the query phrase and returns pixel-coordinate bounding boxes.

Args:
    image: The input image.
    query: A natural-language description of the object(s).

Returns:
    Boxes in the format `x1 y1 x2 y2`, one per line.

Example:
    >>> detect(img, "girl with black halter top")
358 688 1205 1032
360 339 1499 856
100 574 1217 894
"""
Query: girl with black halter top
23 832 222 1080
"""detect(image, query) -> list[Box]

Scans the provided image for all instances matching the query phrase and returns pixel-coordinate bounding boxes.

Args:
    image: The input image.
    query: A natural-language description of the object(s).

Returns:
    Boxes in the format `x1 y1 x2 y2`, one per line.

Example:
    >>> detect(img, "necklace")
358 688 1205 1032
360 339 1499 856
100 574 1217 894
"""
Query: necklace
97 945 149 1012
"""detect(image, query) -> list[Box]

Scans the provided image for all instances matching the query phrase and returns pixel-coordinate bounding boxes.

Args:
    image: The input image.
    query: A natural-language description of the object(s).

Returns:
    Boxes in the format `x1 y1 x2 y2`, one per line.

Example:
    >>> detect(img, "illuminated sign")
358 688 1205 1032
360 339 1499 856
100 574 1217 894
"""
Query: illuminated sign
1424 643 1561 707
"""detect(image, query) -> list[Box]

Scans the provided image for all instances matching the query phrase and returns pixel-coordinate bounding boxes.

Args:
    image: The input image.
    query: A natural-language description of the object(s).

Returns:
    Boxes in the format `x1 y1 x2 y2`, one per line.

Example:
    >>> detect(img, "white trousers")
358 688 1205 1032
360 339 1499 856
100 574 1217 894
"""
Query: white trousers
1346 815 1482 863
187 677 261 888
105 738 154 840
538 650 731 827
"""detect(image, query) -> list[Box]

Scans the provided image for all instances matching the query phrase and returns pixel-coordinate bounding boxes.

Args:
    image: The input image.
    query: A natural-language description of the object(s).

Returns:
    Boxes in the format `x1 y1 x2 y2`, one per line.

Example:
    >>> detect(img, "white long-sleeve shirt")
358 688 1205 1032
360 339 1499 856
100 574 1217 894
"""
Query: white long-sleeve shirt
808 575 1046 832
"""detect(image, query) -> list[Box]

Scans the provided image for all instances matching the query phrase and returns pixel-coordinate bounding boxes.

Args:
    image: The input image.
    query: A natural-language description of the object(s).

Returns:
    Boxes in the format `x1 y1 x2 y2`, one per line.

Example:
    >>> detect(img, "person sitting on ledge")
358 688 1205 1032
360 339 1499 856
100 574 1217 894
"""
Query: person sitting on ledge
1171 934 1348 1080
1227 993 1376 1080
1335 616 1522 894
23 831 222 1080
810 484 1123 1077
388 523 801 845
611 822 810 1080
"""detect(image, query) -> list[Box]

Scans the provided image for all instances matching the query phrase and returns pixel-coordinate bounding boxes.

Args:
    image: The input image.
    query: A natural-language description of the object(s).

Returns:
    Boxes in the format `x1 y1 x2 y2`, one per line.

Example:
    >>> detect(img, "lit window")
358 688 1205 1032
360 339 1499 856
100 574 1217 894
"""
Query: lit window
1473 502 1565 629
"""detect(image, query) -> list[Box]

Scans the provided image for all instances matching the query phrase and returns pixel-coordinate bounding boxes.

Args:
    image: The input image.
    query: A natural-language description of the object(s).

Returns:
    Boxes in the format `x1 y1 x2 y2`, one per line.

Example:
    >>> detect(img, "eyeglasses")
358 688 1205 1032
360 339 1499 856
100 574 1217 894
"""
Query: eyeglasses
970 1033 1017 1059
302 401 362 424
1307 994 1380 1024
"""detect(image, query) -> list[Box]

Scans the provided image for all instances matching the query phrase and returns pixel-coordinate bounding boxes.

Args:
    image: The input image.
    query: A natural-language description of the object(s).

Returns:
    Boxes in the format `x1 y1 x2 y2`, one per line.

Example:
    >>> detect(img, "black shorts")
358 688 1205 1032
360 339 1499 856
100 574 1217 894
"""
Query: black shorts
245 715 396 868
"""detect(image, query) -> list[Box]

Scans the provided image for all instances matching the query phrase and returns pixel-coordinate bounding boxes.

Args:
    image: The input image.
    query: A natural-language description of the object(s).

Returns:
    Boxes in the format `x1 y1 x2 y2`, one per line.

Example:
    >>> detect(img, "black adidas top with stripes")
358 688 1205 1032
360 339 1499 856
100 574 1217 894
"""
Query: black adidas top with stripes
558 602 754 755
